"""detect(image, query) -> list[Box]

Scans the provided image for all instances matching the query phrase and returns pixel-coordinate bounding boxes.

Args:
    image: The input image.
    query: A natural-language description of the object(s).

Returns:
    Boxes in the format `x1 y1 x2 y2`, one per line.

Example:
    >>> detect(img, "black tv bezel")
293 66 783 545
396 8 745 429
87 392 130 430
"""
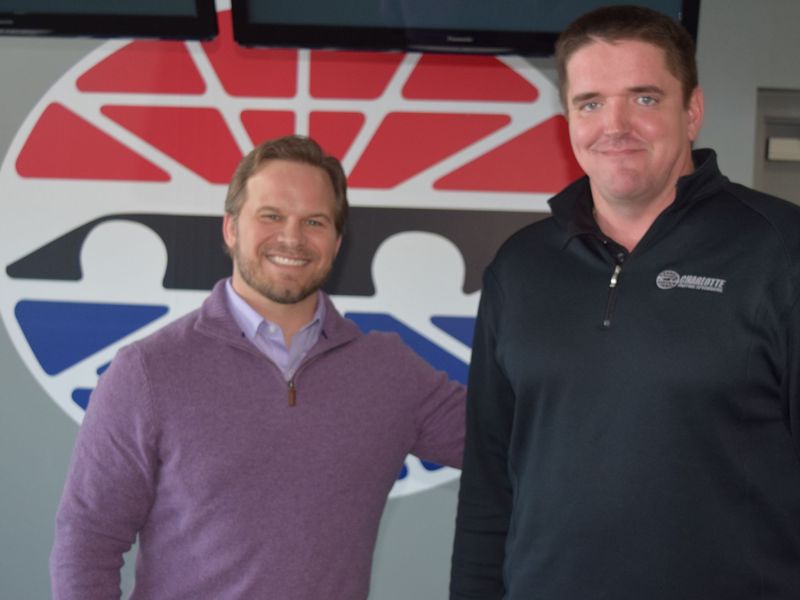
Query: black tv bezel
0 0 218 40
231 0 700 56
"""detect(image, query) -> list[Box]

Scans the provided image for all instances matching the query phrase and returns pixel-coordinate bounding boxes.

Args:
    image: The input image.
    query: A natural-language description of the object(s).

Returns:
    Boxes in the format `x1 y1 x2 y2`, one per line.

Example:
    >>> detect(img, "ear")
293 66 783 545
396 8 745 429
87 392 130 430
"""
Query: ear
334 234 343 258
686 86 705 142
222 212 237 252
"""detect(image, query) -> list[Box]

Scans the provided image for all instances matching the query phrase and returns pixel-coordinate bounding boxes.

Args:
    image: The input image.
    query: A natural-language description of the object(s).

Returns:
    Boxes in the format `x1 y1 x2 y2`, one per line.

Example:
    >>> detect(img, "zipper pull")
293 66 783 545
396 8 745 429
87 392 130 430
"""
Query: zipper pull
288 380 297 407
609 264 622 288
602 263 623 329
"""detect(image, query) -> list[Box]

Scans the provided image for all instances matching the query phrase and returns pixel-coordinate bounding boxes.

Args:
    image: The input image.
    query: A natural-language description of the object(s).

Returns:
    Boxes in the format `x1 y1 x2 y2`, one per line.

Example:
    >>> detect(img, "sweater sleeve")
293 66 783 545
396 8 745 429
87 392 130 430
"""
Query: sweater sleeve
50 345 159 600
406 344 467 470
450 267 515 599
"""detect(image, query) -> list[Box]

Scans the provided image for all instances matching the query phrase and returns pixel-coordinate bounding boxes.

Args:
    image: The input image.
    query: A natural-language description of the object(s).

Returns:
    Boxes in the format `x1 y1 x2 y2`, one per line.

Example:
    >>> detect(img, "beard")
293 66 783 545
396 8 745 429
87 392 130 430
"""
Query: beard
232 240 332 305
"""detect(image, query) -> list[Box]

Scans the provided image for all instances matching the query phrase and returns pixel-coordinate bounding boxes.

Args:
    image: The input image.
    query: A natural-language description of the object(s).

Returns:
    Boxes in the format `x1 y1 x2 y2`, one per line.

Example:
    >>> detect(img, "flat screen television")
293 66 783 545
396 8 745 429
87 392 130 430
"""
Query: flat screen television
231 0 700 55
0 0 218 39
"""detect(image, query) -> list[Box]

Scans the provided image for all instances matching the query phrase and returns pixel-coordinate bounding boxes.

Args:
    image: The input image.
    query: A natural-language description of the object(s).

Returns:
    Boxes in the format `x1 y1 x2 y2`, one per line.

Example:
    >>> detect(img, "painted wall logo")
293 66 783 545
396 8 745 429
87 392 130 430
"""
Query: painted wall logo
0 10 581 496
656 270 726 293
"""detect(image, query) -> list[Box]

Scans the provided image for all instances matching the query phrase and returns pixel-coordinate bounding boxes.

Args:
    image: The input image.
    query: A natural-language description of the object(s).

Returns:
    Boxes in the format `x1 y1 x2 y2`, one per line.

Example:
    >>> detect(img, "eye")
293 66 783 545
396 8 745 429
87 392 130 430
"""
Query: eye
637 95 658 106
305 216 332 228
579 101 601 113
260 212 281 222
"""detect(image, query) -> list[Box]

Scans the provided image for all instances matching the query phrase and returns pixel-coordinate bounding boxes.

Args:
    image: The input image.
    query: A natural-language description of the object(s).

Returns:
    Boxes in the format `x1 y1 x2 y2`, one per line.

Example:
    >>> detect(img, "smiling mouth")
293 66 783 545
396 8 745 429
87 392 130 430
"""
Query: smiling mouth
595 145 645 154
267 255 310 267
593 141 648 155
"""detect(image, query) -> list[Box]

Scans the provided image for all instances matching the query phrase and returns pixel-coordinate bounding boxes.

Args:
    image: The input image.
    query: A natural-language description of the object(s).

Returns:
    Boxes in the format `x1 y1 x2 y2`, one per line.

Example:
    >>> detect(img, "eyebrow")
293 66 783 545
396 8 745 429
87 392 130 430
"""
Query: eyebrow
570 91 600 106
256 205 333 222
570 85 667 106
628 85 666 96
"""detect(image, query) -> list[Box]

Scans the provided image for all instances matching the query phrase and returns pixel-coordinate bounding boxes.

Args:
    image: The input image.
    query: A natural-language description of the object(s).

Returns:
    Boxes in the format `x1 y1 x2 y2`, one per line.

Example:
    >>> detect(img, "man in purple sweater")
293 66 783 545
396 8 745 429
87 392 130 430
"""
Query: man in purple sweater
50 135 466 599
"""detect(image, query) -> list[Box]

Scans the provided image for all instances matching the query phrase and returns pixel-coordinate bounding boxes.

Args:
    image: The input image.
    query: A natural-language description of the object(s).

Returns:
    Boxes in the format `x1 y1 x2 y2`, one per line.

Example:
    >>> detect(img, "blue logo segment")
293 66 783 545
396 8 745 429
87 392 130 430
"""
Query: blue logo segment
345 312 470 384
431 315 475 347
71 388 93 410
14 300 168 375
70 362 113 410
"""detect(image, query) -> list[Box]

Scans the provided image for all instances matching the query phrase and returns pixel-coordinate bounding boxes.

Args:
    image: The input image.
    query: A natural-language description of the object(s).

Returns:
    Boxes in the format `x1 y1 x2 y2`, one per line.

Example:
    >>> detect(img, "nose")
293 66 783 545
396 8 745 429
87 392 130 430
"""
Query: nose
276 217 304 246
603 100 630 135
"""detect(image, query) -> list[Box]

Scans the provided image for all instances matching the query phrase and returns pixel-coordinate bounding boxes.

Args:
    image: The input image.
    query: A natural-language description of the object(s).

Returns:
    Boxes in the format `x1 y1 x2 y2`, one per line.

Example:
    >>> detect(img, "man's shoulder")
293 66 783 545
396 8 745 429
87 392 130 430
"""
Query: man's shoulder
493 177 587 264
722 182 800 251
87 307 206 405
110 304 212 374
725 180 800 214
349 328 407 356
344 327 441 373
488 216 562 275
503 215 561 246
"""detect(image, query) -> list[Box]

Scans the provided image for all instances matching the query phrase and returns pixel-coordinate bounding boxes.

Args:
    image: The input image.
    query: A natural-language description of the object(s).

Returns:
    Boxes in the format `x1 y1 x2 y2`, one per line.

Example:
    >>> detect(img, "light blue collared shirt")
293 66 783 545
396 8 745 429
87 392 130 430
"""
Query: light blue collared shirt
224 279 325 381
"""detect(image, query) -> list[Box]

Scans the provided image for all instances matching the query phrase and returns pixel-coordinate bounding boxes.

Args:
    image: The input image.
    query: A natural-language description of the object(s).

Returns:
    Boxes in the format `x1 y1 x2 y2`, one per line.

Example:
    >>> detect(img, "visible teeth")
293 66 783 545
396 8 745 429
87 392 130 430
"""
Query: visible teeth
270 255 307 266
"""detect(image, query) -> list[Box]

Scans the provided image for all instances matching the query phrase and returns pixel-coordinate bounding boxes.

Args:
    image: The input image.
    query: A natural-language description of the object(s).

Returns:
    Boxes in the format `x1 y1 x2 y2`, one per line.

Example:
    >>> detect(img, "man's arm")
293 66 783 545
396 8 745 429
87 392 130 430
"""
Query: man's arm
450 268 515 599
788 294 800 457
391 338 465 469
50 345 158 600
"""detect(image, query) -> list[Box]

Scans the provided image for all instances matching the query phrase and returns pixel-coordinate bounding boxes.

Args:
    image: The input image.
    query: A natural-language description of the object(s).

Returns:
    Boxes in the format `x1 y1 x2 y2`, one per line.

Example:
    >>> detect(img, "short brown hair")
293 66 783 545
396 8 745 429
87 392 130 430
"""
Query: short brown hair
555 5 698 107
225 135 349 235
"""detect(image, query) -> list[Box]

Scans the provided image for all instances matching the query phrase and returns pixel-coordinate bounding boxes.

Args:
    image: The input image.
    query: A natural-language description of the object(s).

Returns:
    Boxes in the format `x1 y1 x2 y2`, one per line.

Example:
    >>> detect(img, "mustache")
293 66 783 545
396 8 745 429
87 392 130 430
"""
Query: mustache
590 135 648 152
262 243 315 260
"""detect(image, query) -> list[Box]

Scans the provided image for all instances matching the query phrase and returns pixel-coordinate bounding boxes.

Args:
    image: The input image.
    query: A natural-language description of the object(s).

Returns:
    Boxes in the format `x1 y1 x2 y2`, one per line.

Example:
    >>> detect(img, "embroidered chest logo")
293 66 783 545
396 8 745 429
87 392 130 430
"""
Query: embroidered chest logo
656 270 726 294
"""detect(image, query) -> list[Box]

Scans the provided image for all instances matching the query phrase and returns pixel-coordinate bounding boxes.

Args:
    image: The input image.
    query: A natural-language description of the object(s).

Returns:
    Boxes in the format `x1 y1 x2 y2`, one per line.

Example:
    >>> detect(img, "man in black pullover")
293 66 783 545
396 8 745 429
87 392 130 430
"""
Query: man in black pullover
451 5 800 599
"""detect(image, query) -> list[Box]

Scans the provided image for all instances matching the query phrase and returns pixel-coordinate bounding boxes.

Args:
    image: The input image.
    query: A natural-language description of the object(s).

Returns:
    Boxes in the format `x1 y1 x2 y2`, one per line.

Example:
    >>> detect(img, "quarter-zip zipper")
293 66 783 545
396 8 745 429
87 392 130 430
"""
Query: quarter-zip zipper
283 338 344 407
226 326 355 408
602 263 622 328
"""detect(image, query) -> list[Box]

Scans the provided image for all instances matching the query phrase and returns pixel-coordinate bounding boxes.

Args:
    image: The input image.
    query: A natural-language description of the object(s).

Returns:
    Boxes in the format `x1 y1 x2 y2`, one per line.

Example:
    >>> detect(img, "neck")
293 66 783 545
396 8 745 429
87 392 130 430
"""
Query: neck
231 277 319 347
591 149 697 252
263 298 319 347
592 193 674 252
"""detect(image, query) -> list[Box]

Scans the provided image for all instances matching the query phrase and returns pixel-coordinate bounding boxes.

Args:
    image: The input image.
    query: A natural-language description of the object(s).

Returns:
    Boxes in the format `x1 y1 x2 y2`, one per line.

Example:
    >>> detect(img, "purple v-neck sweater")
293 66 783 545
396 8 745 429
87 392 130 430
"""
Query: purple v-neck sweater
51 280 465 599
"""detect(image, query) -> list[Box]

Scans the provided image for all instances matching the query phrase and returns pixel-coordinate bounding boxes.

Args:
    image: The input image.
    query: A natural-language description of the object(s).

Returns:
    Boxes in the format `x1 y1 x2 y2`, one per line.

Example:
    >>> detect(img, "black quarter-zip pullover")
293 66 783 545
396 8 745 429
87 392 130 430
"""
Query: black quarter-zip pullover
452 149 800 600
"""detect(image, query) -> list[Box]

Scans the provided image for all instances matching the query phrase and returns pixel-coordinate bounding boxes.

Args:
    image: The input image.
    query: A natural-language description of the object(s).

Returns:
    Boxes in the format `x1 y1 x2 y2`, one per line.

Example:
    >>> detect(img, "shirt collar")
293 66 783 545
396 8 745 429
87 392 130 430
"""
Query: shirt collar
550 148 724 246
224 278 326 344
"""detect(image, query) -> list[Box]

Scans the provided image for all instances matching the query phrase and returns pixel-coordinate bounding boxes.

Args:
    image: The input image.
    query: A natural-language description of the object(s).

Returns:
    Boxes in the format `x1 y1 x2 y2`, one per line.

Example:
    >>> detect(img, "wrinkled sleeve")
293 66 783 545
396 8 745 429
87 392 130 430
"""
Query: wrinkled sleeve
50 345 158 600
788 293 800 458
406 343 467 470
450 267 514 599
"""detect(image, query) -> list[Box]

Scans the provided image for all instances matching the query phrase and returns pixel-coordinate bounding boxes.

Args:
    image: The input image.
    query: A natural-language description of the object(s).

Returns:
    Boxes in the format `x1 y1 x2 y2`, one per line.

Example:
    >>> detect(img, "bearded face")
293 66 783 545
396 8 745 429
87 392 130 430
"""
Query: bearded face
224 160 341 314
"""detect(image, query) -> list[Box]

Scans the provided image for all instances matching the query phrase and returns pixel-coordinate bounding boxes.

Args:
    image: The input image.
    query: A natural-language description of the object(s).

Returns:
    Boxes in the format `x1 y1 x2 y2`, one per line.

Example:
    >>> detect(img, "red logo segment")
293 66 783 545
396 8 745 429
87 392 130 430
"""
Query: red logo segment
241 111 296 146
309 112 366 160
77 40 206 95
16 103 170 181
403 55 539 102
202 12 297 98
348 113 511 189
101 105 242 184
435 116 583 192
310 51 405 99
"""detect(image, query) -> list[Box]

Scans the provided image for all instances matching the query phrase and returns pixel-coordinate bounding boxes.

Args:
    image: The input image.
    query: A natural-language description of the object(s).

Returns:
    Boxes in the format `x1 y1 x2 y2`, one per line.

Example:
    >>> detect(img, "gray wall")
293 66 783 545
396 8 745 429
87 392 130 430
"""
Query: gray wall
695 0 800 186
0 37 105 600
2 1 799 598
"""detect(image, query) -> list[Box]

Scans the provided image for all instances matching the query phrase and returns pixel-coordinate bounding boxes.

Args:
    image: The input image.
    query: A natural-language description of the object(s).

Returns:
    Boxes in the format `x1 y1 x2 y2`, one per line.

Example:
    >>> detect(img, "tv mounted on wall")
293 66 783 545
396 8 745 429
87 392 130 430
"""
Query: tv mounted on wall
230 0 700 55
0 0 218 39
